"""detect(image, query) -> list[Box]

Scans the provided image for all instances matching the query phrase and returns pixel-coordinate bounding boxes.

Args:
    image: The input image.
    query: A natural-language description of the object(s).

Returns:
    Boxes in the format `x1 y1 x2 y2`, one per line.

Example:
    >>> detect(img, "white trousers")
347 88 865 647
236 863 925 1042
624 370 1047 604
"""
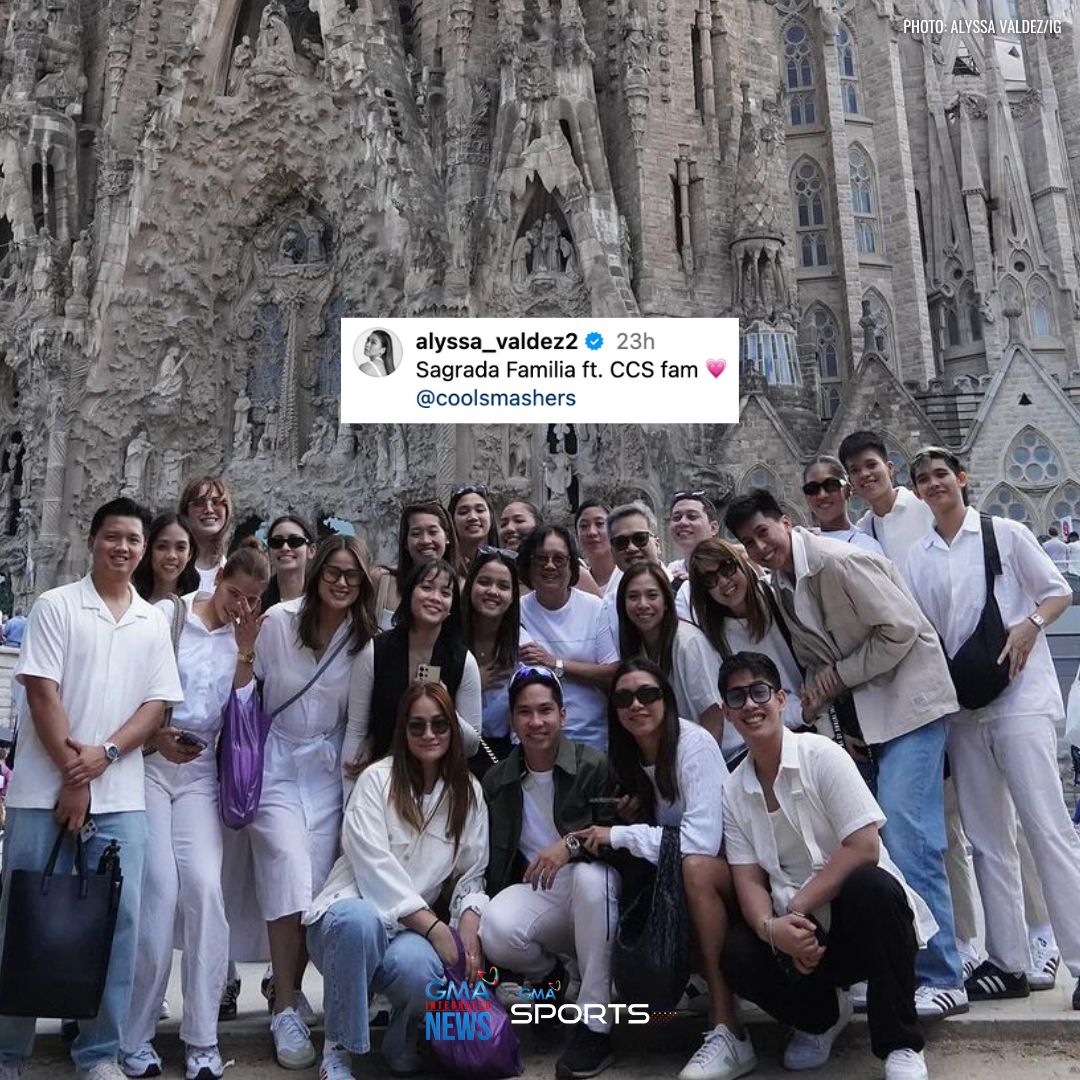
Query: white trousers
948 712 1080 976
480 862 620 1032
124 753 228 1051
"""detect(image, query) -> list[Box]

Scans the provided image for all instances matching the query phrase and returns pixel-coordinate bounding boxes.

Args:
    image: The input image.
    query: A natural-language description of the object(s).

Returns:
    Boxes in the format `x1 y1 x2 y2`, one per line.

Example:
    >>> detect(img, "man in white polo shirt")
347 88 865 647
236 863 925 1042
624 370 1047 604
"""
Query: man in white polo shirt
1 497 183 1080
666 491 719 623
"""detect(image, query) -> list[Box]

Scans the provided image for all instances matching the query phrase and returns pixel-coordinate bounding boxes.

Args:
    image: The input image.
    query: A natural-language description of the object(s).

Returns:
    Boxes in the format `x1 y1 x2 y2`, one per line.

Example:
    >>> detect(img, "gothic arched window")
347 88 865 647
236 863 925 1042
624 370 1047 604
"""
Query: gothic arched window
784 22 816 126
1029 278 1053 336
793 159 828 267
835 24 860 115
848 147 879 255
982 484 1034 528
1051 481 1080 524
1005 427 1062 488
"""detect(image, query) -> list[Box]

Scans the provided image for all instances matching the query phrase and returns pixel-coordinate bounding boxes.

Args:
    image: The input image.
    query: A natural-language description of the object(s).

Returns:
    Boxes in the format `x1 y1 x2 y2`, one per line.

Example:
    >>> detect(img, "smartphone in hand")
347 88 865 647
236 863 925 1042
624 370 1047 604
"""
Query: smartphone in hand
175 731 209 751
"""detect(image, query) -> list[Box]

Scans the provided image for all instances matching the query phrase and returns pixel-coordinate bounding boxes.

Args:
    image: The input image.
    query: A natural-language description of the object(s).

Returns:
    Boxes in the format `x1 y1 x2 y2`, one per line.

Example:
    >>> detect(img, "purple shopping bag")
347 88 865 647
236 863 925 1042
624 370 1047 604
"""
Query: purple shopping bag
218 689 272 830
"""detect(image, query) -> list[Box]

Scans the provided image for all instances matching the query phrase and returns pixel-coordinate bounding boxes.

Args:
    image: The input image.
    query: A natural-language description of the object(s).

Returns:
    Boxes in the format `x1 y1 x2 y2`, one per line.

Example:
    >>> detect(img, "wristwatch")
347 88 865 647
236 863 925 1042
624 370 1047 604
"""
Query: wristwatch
563 833 582 858
1027 612 1046 630
103 742 121 765
237 648 256 665
554 658 565 678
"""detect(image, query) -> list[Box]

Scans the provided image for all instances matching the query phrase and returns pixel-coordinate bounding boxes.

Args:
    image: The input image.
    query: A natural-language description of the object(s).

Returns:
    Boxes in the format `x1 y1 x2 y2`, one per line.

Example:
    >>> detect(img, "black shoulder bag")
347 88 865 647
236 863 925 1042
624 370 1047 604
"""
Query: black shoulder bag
945 513 1011 710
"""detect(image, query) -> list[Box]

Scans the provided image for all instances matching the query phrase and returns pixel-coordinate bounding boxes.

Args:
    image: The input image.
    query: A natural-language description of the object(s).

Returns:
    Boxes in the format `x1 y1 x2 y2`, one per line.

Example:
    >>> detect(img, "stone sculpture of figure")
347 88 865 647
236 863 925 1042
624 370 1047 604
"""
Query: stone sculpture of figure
0 468 11 530
228 35 253 94
152 344 187 406
619 214 634 283
122 429 153 498
256 1 297 72
65 228 90 316
508 425 532 478
233 391 252 455
559 235 578 277
159 447 187 500
259 401 280 453
300 413 331 467
526 220 543 267
761 257 775 310
538 214 560 272
278 224 307 264
31 229 57 308
623 1 653 74
388 424 408 488
511 233 533 286
543 451 574 512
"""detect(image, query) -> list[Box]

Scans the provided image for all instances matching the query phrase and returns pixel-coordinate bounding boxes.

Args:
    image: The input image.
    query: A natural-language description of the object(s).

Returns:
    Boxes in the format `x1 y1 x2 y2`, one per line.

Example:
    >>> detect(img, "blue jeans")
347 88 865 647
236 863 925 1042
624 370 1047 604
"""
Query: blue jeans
875 718 963 989
307 898 443 1071
0 807 147 1069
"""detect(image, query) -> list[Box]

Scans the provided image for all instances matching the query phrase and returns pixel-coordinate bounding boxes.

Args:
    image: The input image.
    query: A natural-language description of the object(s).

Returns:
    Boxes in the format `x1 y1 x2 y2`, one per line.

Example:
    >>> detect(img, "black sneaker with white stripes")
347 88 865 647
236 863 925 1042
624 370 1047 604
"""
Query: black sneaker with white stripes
964 960 1030 1001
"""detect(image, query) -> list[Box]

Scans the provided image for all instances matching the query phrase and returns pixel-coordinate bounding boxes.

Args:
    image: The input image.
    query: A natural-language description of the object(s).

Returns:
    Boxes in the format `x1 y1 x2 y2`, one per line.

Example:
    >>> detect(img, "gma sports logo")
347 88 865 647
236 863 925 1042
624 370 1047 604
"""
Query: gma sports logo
424 966 501 1042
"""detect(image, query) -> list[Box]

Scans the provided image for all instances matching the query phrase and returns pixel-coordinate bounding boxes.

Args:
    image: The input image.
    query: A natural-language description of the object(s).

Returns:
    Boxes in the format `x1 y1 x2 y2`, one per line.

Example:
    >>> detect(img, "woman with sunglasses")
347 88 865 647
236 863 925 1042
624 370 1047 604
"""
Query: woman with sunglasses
247 535 378 1070
448 483 499 576
802 456 884 555
688 538 807 749
517 525 620 750
344 557 481 784
575 660 754 1080
372 501 458 632
461 548 533 773
133 512 200 602
262 513 317 609
576 501 618 595
122 544 269 1080
305 681 488 1079
178 475 234 592
616 562 724 740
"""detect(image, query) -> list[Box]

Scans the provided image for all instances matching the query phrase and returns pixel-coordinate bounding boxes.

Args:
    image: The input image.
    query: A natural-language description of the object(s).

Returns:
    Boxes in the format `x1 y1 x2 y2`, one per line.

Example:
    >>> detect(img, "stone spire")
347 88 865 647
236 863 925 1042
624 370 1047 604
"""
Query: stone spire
731 81 781 243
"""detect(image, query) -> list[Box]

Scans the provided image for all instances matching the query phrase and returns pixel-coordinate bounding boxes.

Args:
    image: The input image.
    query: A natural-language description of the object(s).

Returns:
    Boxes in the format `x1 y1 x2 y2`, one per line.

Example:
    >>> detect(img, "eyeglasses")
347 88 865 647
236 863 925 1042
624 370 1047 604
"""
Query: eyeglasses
802 477 846 498
535 552 570 569
698 558 741 590
612 685 664 709
406 717 451 738
721 681 777 709
188 495 226 510
452 483 489 499
320 565 364 587
671 490 705 507
268 534 311 550
611 531 653 552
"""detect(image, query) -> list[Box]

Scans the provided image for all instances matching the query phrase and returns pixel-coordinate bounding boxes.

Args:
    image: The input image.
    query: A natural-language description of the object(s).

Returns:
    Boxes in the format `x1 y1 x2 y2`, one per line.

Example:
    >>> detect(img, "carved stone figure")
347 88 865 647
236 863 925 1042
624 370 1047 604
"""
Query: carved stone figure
152 344 187 406
65 228 90 317
159 448 187 501
255 2 297 74
31 229 57 311
543 450 574 513
619 214 634 284
228 35 254 94
259 401 280 453
121 429 153 497
300 413 332 467
511 233 532 286
623 2 653 75
233 392 252 456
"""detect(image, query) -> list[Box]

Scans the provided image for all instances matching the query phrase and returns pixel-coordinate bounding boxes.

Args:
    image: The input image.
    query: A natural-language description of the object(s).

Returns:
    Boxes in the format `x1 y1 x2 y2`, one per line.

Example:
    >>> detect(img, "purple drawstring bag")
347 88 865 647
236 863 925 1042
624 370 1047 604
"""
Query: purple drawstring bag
430 926 523 1078
218 689 272 830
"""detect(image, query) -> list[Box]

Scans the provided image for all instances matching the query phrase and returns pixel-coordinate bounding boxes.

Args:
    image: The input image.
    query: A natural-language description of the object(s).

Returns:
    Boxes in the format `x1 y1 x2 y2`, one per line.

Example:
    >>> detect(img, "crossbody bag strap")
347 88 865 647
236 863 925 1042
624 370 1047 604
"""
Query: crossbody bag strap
268 633 351 720
979 513 1003 584
152 594 187 745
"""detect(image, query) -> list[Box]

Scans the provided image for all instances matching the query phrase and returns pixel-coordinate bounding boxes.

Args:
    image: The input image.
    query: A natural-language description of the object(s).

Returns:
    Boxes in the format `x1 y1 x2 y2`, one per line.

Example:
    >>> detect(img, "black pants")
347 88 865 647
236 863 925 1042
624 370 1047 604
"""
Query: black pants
722 864 923 1060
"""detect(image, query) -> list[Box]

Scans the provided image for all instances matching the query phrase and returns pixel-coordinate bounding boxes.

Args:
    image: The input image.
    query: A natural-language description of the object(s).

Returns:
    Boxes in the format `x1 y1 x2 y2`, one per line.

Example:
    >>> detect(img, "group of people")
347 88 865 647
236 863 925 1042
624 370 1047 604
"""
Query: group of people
0 426 1078 1080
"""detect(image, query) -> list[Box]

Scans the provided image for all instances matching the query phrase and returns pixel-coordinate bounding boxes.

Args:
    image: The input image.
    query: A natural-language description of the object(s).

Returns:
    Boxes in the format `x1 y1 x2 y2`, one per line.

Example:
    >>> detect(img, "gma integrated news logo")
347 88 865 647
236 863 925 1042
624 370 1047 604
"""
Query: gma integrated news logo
424 967 661 1043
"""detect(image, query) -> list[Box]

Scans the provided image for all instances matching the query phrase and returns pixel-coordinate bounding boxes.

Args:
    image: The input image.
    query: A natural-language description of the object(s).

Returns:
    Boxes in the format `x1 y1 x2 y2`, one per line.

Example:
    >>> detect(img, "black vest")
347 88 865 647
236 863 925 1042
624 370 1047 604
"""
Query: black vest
369 626 467 760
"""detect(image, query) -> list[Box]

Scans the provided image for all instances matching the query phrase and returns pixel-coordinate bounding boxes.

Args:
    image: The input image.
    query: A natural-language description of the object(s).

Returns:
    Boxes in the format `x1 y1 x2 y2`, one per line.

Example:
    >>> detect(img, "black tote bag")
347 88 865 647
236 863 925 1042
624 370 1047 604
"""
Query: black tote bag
612 826 690 1011
0 828 123 1019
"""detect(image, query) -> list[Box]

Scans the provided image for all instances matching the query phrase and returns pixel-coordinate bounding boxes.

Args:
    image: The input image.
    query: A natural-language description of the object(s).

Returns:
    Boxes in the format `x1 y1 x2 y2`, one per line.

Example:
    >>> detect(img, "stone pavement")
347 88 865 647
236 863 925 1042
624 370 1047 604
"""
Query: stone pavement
22 958 1080 1078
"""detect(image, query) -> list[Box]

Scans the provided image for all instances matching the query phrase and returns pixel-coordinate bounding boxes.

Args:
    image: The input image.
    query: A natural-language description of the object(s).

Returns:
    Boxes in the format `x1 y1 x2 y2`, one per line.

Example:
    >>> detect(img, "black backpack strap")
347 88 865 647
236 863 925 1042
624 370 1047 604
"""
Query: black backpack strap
979 513 1002 581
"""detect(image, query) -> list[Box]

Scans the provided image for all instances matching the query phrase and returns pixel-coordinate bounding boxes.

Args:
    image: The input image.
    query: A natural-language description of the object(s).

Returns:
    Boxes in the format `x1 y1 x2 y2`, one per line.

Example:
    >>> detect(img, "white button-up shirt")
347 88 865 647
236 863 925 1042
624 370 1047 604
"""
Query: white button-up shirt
12 575 183 813
723 728 937 945
855 486 935 584
906 508 1071 722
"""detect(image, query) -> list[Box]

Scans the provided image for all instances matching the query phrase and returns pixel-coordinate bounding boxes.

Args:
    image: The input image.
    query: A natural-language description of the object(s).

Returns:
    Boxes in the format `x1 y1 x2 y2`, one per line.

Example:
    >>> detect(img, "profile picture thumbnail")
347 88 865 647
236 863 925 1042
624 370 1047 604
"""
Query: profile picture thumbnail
353 327 402 378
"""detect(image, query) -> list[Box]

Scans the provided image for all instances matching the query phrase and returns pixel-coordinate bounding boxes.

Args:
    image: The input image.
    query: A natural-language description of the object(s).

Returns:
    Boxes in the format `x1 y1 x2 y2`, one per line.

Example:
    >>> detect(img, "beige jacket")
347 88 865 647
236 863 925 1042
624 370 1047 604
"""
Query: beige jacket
775 528 958 745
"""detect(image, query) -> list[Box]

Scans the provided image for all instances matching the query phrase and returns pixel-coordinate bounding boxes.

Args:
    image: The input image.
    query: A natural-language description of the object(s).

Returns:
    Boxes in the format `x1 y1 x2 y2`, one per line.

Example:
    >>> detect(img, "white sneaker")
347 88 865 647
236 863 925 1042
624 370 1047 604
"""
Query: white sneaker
185 1046 224 1080
678 1024 756 1080
958 938 981 982
914 984 969 1019
1027 933 1061 991
885 1048 929 1079
271 1007 317 1070
849 980 868 1013
80 1065 128 1080
158 998 170 1021
296 989 318 1026
319 1047 355 1080
119 1046 162 1079
677 973 712 1015
782 990 853 1070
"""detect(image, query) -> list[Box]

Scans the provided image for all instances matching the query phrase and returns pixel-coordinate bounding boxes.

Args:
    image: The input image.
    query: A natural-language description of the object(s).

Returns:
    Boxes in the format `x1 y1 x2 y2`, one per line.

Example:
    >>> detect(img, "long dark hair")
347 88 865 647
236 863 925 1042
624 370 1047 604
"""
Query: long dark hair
298 534 378 655
616 562 677 676
607 658 682 815
393 558 464 646
688 537 771 654
462 549 522 672
389 681 475 852
133 512 200 600
263 513 317 608
395 502 459 592
447 485 499 554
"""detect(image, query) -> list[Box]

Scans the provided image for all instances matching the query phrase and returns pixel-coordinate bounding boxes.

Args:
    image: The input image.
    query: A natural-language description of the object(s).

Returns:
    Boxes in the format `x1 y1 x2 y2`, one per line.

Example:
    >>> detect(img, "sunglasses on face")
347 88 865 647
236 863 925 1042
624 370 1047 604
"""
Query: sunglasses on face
699 558 740 590
721 681 777 709
188 495 226 510
268 534 311 550
320 565 364 587
611 531 653 552
612 684 664 709
802 477 846 498
407 717 451 738
452 483 489 499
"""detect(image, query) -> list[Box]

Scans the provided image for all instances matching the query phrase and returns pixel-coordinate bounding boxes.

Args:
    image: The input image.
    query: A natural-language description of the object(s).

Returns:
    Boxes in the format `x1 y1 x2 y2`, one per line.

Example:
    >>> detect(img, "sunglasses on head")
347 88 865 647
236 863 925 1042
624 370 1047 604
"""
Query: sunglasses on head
698 558 741 589
268 534 311 550
509 663 560 690
478 544 517 560
452 483 489 499
611 530 653 552
802 477 846 498
671 490 706 507
406 717 451 738
721 681 777 709
612 684 664 709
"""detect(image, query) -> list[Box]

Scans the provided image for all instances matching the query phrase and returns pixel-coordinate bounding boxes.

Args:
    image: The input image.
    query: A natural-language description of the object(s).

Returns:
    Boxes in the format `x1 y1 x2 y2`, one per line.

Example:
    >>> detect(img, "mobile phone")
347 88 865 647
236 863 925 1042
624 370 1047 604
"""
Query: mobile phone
176 731 209 750
416 663 441 684
79 819 98 842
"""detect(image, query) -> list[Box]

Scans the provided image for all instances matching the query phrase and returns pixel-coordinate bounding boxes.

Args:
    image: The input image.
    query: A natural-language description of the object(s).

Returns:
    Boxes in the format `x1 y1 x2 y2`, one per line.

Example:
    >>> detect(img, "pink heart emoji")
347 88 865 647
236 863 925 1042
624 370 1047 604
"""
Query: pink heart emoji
706 359 727 378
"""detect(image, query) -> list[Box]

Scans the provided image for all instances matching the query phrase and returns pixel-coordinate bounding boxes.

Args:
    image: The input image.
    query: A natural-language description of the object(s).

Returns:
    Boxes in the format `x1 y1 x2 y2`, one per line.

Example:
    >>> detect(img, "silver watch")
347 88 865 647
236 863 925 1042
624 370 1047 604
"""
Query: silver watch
103 742 121 765
1028 612 1046 630
563 834 582 858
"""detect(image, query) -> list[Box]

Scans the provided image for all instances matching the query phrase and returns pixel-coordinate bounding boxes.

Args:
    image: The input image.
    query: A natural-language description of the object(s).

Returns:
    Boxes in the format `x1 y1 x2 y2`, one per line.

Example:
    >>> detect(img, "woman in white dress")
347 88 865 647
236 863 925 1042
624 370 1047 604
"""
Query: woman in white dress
249 535 378 1070
261 513 317 609
121 544 268 1080
178 476 233 593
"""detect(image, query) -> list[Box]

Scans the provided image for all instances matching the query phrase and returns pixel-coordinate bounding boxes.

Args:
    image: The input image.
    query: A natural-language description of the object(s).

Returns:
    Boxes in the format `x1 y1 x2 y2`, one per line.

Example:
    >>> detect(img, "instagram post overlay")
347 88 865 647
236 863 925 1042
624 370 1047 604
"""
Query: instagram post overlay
340 318 739 423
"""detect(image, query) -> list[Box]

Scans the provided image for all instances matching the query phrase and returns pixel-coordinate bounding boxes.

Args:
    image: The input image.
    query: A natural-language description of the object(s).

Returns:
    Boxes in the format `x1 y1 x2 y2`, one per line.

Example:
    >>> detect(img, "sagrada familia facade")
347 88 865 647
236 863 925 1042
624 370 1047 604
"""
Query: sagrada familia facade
0 0 1079 607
